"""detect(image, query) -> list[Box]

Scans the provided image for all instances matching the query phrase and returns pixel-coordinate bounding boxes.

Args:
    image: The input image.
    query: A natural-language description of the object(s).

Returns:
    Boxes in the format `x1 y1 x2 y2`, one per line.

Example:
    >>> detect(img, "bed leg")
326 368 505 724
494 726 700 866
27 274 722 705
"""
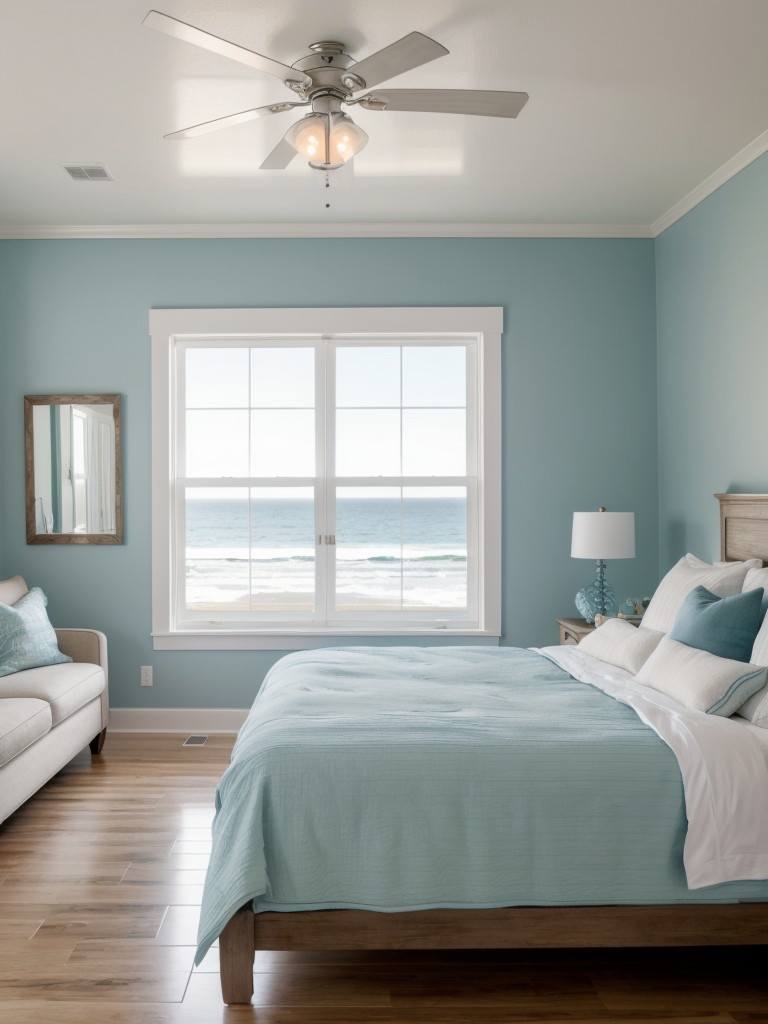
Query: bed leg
219 904 255 1005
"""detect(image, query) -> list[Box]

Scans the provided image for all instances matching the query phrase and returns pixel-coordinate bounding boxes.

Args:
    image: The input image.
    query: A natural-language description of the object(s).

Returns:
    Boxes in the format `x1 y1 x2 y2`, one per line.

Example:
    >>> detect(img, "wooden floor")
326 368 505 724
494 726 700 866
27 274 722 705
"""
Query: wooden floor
1 734 767 1023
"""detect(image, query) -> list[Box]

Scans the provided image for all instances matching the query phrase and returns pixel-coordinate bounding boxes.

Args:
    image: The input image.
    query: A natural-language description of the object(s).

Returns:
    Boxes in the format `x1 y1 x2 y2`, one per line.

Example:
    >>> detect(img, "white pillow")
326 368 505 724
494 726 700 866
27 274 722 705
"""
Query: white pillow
744 566 768 591
736 567 768 725
686 554 731 569
744 567 768 664
687 555 763 570
635 637 767 716
577 619 664 675
735 685 768 728
0 576 29 607
641 555 760 633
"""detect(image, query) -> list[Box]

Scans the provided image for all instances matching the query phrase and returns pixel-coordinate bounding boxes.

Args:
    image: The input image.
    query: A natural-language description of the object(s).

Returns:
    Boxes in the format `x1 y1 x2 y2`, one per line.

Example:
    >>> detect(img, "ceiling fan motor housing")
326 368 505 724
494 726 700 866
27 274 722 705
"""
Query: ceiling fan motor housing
288 42 363 101
293 41 355 71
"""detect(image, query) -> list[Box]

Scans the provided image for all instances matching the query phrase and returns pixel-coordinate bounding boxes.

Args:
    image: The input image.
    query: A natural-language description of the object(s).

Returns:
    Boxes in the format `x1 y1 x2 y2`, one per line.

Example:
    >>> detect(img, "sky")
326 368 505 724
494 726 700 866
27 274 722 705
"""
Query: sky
183 342 469 489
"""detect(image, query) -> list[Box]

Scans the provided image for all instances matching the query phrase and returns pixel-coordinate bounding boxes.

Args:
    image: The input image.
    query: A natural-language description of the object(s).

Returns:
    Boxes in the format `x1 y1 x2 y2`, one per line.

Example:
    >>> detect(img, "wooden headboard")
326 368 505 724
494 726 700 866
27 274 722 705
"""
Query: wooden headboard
716 493 768 564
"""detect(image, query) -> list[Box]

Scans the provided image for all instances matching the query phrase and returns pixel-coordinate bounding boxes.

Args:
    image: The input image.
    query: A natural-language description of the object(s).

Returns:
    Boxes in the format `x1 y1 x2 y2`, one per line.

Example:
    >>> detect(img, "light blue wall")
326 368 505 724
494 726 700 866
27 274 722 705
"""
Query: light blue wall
656 152 768 569
0 237 658 709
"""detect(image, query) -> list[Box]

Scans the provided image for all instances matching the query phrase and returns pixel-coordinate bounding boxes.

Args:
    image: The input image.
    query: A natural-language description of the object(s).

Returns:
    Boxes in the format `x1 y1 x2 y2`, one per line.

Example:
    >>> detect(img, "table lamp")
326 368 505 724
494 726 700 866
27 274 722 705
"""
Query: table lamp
571 507 635 622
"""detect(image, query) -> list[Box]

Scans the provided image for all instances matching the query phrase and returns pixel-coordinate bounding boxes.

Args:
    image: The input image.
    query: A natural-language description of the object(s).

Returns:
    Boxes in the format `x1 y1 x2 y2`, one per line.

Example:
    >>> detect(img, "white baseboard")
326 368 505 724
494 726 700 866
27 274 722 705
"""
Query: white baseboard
109 707 248 733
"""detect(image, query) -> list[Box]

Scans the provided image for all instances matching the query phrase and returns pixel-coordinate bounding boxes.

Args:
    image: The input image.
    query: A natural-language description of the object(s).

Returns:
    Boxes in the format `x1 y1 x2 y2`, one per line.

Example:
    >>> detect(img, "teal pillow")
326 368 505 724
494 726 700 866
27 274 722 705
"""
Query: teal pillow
0 587 72 677
669 585 764 663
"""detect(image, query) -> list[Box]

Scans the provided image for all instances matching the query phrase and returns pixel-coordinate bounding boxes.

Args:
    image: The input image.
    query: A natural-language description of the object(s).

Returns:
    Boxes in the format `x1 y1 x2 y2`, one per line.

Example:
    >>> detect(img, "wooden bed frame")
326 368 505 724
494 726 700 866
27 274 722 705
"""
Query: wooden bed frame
219 492 768 1004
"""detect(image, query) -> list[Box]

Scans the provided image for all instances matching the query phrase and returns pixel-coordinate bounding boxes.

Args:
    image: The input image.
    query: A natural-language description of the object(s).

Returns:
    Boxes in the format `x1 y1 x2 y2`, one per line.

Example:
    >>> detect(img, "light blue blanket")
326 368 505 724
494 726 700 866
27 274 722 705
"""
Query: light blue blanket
195 646 768 963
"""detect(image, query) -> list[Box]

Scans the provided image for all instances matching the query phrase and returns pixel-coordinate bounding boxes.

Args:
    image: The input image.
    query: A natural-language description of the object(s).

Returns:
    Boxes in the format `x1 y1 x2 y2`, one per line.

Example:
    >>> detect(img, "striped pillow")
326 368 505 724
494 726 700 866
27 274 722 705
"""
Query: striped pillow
735 685 768 727
642 555 760 633
738 569 768 726
636 637 766 717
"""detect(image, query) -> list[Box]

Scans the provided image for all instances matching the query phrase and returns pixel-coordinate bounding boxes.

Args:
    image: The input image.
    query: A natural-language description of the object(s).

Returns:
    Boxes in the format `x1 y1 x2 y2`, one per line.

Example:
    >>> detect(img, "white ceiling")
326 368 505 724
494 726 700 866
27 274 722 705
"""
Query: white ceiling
2 0 768 237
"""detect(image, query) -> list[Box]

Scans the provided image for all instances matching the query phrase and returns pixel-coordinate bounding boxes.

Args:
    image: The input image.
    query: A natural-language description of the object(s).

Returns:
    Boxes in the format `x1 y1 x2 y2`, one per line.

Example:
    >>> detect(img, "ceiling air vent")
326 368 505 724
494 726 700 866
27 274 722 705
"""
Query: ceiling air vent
62 164 113 182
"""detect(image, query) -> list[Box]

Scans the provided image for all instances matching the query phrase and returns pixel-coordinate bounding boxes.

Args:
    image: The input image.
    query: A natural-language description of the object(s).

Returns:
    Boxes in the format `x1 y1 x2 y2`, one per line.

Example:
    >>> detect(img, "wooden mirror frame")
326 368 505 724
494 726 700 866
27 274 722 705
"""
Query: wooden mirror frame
24 394 123 545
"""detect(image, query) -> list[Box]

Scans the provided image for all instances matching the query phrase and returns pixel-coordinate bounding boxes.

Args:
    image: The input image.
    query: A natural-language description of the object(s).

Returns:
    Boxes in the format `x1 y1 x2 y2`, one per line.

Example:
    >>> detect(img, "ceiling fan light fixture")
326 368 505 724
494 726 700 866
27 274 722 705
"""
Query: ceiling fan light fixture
286 111 368 170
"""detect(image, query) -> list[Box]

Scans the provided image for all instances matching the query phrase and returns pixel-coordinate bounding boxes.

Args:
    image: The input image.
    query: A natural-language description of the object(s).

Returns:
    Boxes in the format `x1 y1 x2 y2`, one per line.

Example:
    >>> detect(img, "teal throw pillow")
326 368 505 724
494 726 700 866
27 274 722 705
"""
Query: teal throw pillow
669 585 764 663
0 587 72 677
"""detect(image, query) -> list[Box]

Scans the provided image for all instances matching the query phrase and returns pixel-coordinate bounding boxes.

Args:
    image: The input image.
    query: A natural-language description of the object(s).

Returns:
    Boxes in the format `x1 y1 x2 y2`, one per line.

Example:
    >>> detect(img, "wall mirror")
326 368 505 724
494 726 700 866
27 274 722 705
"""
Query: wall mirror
25 394 123 544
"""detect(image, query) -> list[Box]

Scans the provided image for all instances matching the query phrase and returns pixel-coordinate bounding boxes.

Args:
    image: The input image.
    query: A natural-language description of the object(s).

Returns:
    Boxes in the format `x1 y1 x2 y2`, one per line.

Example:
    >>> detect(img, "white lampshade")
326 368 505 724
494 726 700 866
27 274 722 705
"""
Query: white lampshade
571 510 635 560
286 112 368 170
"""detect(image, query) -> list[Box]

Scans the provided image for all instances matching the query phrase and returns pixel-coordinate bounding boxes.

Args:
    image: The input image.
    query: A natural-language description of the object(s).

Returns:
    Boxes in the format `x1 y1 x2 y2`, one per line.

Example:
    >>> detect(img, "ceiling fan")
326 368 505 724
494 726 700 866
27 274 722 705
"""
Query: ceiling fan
143 10 529 172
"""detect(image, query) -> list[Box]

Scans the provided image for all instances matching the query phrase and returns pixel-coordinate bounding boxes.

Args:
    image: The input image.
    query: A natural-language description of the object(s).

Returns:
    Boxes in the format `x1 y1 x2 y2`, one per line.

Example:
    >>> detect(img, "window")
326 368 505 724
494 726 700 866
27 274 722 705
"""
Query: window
151 308 502 649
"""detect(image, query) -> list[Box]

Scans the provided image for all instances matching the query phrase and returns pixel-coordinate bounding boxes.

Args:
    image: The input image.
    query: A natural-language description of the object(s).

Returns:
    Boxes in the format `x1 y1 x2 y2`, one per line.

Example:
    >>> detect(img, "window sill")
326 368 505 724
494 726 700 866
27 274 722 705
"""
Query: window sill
152 629 502 651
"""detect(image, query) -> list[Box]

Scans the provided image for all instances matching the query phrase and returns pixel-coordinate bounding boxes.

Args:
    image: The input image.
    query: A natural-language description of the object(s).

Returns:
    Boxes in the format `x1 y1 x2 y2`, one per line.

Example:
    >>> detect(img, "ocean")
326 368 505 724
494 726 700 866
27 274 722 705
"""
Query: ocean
184 496 468 612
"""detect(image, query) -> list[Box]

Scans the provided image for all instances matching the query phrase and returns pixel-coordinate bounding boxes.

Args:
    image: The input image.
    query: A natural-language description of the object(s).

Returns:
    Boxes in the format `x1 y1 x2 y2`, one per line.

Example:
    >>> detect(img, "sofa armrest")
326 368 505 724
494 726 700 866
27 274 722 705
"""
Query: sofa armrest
55 628 109 729
55 628 106 668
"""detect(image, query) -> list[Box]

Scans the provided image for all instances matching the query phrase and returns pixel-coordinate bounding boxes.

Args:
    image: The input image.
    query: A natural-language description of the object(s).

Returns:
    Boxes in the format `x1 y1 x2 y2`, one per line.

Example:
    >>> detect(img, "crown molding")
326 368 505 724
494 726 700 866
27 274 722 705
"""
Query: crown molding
4 127 767 243
0 221 652 240
652 128 768 237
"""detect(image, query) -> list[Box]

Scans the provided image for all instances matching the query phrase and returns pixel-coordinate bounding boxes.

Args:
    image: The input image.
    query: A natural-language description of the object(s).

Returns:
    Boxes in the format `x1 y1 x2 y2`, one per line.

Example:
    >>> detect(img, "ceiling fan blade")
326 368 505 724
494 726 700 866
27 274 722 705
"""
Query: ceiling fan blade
143 11 311 89
164 102 308 140
356 88 529 118
259 136 298 170
347 32 448 90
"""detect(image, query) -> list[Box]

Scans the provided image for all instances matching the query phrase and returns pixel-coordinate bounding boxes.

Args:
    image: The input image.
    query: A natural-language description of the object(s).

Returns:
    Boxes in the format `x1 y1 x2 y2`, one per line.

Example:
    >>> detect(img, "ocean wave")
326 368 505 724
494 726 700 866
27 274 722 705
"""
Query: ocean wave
362 553 466 564
187 548 467 565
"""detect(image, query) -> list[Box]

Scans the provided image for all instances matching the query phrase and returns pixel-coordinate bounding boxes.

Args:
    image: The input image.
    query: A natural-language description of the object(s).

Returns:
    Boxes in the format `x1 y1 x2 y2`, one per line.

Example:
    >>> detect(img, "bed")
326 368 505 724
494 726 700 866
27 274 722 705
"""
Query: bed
204 492 768 1004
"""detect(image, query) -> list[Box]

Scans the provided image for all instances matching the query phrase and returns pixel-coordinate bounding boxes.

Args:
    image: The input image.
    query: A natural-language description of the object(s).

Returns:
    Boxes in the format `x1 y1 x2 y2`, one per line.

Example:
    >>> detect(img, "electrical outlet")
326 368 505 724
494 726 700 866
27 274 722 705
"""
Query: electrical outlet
140 665 153 687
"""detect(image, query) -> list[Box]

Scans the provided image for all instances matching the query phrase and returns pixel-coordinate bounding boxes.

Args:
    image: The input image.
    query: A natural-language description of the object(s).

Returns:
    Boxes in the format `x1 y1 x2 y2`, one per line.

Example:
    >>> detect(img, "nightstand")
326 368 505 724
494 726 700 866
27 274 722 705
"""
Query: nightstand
556 617 595 645
556 615 644 645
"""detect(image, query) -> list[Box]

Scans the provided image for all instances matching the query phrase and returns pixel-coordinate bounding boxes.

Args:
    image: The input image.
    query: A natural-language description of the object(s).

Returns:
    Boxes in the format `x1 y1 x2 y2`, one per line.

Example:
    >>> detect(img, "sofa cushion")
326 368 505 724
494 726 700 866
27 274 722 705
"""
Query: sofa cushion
0 576 28 606
0 698 52 767
0 588 72 677
0 663 105 726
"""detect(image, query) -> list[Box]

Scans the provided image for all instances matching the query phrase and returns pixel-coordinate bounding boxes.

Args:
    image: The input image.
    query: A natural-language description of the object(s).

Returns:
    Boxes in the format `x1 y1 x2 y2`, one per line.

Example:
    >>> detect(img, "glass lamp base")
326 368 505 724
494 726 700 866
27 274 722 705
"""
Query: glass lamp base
575 582 617 623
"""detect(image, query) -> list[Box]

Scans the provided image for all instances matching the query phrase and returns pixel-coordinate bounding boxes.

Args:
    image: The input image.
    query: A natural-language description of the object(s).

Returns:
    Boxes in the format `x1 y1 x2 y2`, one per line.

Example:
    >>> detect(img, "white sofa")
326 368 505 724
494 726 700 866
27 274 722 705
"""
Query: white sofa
0 575 108 823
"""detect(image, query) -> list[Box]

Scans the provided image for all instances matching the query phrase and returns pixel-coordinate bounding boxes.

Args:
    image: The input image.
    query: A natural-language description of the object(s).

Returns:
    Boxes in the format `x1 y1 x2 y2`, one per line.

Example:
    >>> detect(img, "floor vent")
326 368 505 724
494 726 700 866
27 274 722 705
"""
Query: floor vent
62 164 113 181
183 734 208 746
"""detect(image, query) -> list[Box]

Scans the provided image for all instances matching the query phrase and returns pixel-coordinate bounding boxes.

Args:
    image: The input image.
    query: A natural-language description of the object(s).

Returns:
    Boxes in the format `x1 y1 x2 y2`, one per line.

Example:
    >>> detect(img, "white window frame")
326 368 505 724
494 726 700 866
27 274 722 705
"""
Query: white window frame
150 307 502 650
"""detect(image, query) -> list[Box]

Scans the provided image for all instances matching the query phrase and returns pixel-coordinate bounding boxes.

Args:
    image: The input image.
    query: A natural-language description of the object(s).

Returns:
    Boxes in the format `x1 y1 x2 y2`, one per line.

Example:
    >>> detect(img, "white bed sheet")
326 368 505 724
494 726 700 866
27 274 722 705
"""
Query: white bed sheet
539 645 768 889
